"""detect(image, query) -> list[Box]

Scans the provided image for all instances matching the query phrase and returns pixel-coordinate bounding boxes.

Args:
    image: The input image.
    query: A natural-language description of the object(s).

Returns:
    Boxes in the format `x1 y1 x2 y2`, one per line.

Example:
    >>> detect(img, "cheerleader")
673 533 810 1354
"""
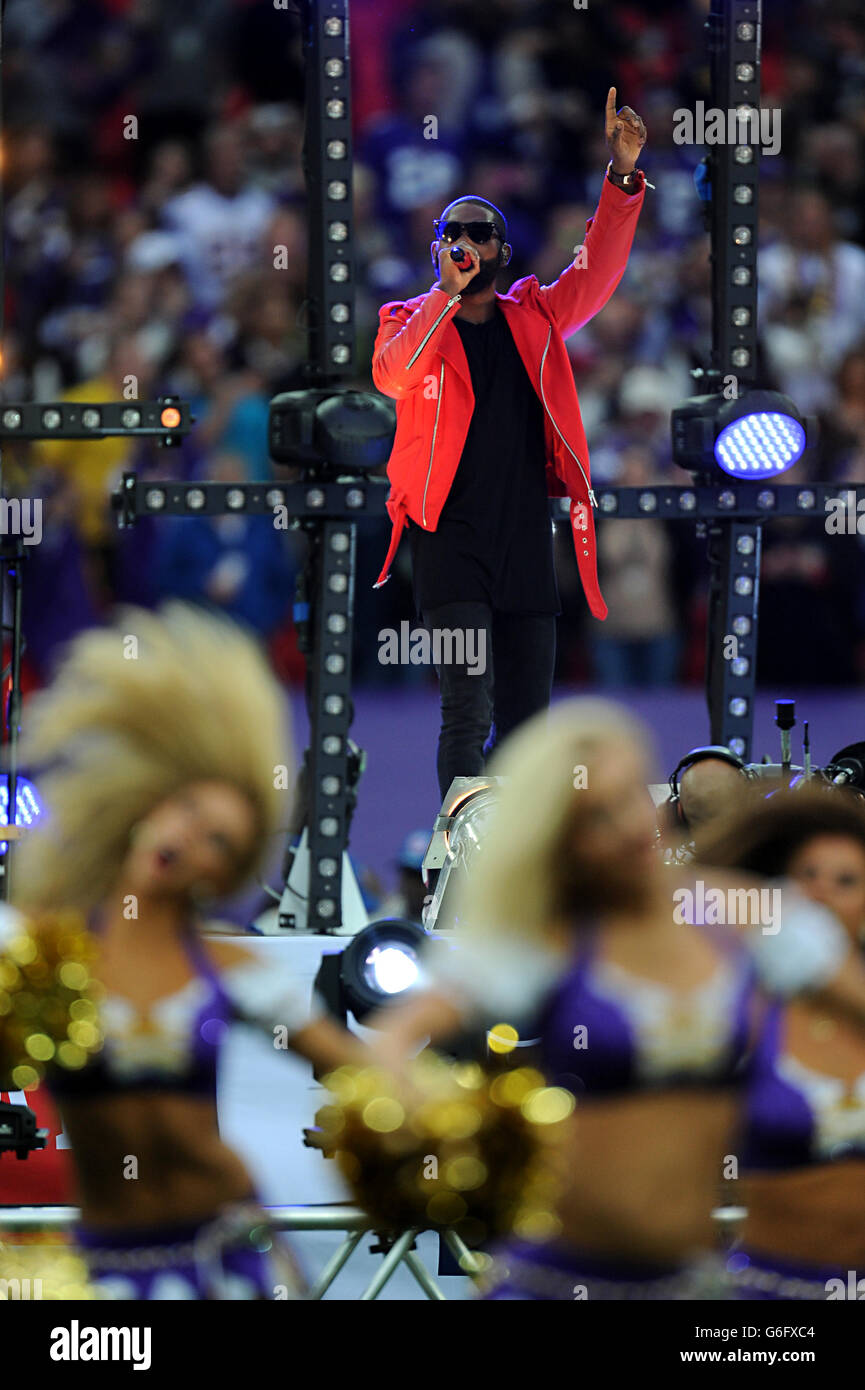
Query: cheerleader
697 791 865 1300
373 701 864 1299
0 606 363 1300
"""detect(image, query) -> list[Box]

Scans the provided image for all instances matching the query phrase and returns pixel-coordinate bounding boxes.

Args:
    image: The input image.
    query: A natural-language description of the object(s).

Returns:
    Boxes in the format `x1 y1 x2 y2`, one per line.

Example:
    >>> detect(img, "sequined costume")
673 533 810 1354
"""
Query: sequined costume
1 913 320 1300
429 925 764 1300
732 999 865 1300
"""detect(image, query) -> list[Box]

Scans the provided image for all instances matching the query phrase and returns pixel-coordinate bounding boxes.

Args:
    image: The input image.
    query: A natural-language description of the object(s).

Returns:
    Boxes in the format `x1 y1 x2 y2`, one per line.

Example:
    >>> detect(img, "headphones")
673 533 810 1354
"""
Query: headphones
663 744 749 831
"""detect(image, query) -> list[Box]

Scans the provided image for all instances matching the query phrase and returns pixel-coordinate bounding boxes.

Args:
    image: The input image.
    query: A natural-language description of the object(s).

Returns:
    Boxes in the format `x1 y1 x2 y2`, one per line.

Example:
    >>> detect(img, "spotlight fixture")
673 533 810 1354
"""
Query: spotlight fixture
0 775 43 853
423 778 501 931
672 390 807 481
268 388 395 473
314 919 428 1024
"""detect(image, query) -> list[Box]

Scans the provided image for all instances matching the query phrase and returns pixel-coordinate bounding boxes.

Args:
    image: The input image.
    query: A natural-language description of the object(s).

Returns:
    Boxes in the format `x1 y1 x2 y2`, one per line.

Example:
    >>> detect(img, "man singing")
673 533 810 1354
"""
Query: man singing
372 90 647 801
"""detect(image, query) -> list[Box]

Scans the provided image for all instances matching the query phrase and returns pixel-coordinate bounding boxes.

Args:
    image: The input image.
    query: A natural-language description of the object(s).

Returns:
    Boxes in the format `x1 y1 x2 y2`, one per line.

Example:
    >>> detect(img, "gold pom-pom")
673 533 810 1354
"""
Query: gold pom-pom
314 1052 574 1248
0 913 103 1089
0 1233 96 1300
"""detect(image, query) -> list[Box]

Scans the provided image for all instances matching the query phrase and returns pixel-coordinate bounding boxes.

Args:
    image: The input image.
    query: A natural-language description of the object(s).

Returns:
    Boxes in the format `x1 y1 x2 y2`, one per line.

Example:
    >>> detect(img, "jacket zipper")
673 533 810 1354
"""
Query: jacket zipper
539 325 596 508
422 360 445 526
406 292 461 370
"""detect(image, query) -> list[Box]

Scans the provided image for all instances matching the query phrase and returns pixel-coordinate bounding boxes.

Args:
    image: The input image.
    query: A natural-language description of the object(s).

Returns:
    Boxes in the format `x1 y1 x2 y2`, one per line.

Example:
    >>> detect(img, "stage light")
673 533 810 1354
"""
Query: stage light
1 776 43 853
796 490 816 510
423 779 500 931
673 391 806 481
225 488 246 510
145 488 166 511
185 488 206 510
1 399 191 442
315 920 427 1024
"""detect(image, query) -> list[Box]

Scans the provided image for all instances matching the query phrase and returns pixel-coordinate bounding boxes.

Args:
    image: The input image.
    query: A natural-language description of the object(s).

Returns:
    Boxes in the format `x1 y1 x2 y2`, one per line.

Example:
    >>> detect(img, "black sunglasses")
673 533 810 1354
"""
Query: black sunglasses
433 219 502 244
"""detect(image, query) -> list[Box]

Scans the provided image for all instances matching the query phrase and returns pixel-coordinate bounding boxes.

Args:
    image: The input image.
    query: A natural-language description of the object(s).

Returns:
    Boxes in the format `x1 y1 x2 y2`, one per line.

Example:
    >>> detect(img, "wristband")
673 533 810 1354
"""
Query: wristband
606 161 653 193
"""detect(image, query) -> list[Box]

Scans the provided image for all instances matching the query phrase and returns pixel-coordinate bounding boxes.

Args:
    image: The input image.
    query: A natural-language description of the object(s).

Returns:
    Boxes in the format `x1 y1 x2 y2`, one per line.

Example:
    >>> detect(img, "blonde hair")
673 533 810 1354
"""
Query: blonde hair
12 604 290 914
454 698 652 943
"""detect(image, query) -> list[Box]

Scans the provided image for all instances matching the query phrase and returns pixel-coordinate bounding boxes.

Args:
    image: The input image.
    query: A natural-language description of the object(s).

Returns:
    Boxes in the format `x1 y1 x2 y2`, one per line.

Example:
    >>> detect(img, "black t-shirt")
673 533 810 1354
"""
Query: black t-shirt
409 304 559 615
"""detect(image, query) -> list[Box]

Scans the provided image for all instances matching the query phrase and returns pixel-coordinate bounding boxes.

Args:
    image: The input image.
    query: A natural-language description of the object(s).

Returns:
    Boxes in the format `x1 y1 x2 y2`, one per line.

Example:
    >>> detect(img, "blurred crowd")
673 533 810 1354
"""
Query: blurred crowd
2 0 865 693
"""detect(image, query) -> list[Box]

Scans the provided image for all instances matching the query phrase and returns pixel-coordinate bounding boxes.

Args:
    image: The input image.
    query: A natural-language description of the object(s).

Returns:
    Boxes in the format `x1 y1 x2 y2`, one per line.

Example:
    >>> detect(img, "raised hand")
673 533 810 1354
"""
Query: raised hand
605 88 647 173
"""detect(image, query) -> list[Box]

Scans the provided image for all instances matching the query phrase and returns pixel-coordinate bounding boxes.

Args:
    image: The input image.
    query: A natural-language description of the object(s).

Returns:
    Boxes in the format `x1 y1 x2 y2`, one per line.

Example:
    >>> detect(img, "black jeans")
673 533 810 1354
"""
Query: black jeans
422 600 556 803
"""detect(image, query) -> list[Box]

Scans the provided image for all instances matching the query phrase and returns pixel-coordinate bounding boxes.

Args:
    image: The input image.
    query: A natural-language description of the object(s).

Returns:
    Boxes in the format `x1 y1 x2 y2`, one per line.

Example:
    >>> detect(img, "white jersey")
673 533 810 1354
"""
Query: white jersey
162 183 277 308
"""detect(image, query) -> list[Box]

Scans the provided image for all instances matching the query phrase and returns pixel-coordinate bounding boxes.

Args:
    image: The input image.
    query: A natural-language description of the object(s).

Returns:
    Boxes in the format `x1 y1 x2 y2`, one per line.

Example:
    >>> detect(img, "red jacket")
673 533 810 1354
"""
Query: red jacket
371 173 646 619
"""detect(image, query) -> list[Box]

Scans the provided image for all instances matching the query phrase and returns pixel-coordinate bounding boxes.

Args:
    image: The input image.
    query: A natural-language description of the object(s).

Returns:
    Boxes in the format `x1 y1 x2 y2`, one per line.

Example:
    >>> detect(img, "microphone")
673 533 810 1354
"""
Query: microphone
449 245 473 269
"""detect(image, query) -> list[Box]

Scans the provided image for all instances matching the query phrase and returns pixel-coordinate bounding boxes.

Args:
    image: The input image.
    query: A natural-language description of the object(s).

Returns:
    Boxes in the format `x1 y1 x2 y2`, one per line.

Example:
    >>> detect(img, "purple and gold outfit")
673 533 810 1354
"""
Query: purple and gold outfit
25 917 319 1301
489 928 756 1300
733 999 865 1300
431 925 760 1300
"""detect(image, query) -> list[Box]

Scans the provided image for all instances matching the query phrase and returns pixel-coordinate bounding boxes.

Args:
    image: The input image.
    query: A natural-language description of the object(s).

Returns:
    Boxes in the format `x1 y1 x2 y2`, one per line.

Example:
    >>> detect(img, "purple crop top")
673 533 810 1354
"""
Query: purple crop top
535 926 760 1098
741 1001 865 1169
49 926 233 1101
2 910 326 1104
